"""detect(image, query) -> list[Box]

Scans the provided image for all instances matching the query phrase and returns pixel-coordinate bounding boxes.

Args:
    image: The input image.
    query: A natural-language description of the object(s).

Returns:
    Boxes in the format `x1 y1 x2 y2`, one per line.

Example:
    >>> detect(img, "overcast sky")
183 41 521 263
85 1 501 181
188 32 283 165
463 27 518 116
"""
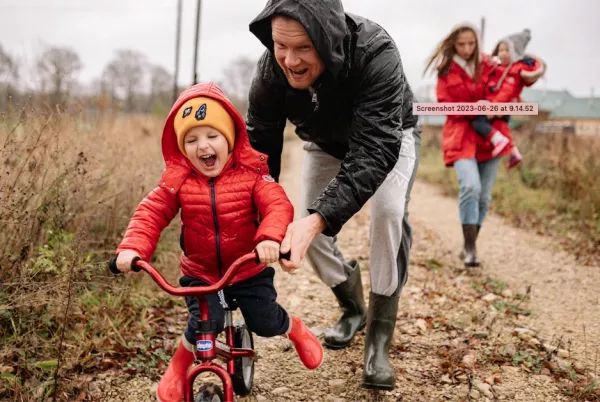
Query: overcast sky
1 0 599 98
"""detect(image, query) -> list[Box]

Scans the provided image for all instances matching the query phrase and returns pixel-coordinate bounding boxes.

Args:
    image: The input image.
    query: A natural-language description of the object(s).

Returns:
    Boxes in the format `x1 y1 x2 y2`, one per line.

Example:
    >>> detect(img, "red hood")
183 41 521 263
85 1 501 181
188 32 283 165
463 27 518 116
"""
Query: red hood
161 82 268 177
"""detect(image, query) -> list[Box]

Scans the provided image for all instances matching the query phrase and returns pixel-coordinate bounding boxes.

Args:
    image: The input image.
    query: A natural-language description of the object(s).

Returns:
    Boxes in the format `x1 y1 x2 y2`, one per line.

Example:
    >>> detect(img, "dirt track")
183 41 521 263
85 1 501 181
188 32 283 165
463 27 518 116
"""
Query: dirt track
94 134 599 401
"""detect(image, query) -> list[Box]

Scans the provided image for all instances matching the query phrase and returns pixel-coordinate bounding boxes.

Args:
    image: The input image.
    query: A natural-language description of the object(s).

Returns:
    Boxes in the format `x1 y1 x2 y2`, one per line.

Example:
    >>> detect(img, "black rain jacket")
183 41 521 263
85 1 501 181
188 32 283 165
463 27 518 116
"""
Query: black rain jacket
247 0 419 236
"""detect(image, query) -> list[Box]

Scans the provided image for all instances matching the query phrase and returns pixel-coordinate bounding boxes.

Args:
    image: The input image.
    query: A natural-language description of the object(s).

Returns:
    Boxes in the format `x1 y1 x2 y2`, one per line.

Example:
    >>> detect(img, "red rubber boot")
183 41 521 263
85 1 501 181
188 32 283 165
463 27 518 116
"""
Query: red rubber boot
286 315 324 370
156 339 195 402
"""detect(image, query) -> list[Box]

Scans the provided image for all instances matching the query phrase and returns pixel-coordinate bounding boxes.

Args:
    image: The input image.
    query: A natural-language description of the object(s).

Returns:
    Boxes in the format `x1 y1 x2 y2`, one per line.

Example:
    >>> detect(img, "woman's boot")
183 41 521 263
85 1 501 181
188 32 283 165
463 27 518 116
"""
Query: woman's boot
462 224 480 267
459 225 480 259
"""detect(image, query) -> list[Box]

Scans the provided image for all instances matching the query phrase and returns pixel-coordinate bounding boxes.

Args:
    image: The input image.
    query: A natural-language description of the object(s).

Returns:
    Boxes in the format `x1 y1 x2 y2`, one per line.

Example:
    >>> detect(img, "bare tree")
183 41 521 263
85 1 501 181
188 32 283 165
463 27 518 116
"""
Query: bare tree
103 50 147 112
101 62 119 106
0 44 19 110
150 65 172 96
147 65 173 114
219 56 257 112
36 46 82 106
0 44 18 82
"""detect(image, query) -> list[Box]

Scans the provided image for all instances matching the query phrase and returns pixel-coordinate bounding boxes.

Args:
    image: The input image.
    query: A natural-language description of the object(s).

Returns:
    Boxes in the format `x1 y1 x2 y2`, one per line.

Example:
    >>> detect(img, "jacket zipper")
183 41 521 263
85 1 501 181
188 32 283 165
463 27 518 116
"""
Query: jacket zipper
308 86 320 112
209 178 223 278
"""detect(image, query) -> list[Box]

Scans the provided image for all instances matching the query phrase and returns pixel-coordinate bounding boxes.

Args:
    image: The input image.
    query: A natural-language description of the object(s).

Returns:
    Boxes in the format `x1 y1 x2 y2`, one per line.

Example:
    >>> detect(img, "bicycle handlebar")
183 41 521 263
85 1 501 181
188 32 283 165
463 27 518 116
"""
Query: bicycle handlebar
108 251 291 297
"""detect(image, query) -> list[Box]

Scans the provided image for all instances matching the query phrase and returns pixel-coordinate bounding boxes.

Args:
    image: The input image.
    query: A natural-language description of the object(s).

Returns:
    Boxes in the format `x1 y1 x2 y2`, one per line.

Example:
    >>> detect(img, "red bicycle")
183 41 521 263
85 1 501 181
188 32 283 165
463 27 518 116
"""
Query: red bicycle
108 251 289 402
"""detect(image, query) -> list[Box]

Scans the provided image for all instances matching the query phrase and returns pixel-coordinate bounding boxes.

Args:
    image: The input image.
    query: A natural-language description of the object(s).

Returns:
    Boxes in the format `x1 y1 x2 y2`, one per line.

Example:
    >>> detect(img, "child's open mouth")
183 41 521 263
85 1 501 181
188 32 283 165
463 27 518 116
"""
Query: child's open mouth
200 154 217 168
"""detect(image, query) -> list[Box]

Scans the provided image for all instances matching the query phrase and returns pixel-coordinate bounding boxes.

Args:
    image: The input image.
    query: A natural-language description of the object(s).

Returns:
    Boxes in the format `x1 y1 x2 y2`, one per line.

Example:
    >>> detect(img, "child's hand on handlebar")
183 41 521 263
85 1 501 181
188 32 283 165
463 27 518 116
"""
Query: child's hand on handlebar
116 249 141 273
255 240 280 264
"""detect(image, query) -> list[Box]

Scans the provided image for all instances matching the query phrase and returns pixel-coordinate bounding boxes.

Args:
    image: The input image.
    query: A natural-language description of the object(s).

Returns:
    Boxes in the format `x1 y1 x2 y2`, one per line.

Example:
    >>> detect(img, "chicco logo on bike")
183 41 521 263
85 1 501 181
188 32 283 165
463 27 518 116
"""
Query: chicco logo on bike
196 339 213 352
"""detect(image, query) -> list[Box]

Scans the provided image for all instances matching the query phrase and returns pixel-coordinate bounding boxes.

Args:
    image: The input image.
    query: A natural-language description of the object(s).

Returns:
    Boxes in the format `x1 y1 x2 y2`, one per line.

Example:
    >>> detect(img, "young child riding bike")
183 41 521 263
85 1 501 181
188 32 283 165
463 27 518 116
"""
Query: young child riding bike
113 82 324 402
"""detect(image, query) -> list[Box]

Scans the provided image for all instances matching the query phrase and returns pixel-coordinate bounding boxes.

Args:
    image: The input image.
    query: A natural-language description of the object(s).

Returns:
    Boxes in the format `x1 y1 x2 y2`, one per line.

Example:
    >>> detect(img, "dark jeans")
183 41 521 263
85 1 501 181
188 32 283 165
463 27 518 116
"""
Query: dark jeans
472 115 511 138
180 267 290 344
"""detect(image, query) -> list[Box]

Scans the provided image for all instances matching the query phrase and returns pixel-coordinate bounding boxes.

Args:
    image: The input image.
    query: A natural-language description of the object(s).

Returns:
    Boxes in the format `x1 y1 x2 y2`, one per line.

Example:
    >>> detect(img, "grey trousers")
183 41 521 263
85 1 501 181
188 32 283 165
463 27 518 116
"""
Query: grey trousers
300 127 421 297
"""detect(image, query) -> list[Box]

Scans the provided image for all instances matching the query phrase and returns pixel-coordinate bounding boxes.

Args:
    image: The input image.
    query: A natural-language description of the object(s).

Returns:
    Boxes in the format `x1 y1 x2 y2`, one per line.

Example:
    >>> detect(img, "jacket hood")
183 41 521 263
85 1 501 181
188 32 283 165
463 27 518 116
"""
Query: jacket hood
493 29 531 62
161 82 268 178
249 0 348 79
450 21 483 49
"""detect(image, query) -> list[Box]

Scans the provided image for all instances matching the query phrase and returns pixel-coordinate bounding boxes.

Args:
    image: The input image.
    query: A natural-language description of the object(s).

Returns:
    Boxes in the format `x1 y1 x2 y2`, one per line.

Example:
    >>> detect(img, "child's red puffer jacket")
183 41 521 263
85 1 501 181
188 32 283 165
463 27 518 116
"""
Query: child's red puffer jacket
116 83 294 284
475 56 545 162
484 56 546 103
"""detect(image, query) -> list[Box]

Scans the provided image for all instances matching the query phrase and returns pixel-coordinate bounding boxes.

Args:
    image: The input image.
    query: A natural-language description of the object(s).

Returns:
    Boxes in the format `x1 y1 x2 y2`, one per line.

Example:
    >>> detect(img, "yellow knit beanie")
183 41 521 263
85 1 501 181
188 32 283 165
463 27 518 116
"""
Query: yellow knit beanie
173 97 236 155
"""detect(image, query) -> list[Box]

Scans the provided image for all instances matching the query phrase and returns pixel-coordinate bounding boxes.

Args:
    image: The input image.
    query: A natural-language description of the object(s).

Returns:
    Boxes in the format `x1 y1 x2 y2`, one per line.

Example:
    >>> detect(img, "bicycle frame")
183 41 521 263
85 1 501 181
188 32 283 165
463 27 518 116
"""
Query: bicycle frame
131 253 259 402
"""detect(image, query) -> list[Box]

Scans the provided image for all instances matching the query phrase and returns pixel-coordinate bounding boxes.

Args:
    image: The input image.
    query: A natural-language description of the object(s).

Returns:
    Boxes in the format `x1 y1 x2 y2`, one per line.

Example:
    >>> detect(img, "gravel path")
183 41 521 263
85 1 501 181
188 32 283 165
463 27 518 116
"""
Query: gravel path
410 180 600 364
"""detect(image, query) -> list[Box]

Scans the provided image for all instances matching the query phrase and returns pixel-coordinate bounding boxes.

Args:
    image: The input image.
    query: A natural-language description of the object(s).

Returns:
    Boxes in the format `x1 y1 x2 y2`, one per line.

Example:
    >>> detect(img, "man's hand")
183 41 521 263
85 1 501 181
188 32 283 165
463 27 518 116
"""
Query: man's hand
279 213 327 273
116 249 140 273
255 240 280 264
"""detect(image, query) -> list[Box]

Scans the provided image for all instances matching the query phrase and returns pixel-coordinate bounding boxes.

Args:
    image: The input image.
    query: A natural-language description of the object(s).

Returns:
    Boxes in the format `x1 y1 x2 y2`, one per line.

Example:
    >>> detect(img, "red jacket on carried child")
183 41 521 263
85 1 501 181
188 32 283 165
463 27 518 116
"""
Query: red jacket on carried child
484 56 545 103
474 56 545 162
116 83 294 284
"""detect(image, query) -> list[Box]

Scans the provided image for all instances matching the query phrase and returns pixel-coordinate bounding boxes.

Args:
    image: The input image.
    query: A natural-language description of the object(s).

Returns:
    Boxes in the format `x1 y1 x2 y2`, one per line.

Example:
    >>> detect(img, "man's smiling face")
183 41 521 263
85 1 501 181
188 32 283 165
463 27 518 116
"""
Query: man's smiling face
271 15 325 89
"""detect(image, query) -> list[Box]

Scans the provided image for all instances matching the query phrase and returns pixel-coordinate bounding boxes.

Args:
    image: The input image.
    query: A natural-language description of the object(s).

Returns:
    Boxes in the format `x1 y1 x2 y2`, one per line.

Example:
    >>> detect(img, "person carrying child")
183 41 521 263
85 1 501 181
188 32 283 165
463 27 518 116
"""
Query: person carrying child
472 28 546 169
113 82 324 402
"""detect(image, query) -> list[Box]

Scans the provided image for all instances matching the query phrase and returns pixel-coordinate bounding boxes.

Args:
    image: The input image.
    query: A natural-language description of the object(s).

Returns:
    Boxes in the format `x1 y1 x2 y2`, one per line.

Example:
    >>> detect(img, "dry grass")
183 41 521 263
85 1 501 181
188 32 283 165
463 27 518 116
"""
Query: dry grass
0 104 182 400
417 125 600 265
